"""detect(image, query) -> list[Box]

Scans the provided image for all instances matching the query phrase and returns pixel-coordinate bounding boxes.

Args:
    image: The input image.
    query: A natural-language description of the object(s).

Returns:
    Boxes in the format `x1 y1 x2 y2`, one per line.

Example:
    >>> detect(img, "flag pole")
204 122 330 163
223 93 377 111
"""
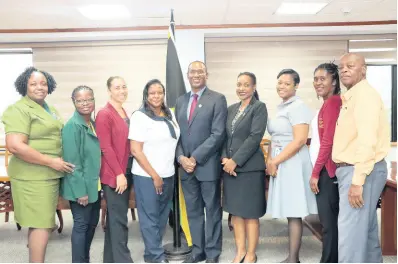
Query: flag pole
163 9 192 261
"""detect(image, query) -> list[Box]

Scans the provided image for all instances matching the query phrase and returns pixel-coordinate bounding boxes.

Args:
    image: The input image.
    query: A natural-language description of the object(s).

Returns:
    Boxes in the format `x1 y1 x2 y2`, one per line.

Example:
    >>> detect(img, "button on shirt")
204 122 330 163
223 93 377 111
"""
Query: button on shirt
186 87 207 119
332 80 390 186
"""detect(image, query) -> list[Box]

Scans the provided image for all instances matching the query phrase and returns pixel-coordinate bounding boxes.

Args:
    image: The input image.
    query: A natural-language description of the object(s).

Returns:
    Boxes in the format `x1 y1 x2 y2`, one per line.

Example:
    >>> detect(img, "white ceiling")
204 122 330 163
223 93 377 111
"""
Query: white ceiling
1 0 397 30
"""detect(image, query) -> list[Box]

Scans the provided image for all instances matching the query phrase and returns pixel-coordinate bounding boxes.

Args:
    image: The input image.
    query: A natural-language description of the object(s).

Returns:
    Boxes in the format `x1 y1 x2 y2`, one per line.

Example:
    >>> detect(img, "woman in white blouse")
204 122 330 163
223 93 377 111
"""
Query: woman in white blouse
129 79 180 263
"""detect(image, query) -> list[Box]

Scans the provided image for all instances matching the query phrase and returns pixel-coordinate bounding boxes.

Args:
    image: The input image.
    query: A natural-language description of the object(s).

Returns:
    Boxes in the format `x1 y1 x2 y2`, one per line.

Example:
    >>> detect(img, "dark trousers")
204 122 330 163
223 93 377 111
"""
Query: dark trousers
133 175 174 262
103 179 133 263
316 168 339 263
181 176 222 259
69 192 101 263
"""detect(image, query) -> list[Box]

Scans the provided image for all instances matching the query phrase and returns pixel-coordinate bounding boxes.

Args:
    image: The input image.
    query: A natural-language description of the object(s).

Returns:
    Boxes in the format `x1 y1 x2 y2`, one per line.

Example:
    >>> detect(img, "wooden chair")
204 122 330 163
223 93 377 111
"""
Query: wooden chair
100 186 137 231
2 147 15 227
260 139 271 200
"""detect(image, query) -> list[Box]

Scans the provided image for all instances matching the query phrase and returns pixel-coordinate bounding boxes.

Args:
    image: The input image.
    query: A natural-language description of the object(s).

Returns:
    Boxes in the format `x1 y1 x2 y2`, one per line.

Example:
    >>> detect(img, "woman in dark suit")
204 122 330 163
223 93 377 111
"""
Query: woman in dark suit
221 72 268 263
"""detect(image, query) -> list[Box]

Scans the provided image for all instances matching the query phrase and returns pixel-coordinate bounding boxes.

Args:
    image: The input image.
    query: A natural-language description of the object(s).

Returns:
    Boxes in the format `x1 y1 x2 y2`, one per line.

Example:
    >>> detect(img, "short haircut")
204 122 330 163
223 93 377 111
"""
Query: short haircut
277 69 300 85
187 61 207 72
14 66 57 96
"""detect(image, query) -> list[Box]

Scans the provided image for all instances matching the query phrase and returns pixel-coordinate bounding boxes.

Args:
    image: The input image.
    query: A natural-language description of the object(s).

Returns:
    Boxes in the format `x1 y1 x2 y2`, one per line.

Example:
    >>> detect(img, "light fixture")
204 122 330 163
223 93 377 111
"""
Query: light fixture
78 4 131 20
275 2 328 15
350 48 397 52
349 39 395 42
365 58 395 63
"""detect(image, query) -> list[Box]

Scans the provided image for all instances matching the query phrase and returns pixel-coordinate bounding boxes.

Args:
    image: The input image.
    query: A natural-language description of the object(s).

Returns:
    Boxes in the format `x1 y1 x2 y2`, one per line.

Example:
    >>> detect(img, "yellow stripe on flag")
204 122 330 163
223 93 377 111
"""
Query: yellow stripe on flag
179 176 192 246
170 107 192 247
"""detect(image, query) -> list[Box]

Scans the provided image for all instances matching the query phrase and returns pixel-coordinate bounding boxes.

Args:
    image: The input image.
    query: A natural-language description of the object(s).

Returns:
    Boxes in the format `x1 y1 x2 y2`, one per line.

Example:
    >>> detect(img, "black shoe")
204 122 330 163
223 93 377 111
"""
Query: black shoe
206 257 219 263
144 259 168 263
183 254 206 263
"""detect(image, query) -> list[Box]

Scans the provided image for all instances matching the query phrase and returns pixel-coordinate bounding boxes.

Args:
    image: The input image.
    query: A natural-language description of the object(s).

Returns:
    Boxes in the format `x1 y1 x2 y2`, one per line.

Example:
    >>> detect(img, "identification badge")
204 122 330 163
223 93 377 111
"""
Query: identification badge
273 147 281 157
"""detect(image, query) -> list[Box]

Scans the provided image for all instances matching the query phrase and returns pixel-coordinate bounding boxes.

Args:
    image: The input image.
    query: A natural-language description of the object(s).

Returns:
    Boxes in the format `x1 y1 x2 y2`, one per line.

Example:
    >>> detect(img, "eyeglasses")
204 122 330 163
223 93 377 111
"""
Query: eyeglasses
188 70 206 76
74 98 95 105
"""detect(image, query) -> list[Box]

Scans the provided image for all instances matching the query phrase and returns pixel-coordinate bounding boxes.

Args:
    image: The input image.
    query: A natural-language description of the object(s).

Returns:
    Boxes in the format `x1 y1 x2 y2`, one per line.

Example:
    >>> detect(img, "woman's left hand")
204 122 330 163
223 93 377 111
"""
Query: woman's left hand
267 160 278 177
223 159 237 176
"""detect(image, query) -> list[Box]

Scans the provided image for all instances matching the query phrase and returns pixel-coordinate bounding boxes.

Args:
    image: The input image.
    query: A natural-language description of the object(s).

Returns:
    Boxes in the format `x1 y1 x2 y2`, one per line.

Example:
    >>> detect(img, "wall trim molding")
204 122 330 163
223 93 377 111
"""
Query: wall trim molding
0 20 396 34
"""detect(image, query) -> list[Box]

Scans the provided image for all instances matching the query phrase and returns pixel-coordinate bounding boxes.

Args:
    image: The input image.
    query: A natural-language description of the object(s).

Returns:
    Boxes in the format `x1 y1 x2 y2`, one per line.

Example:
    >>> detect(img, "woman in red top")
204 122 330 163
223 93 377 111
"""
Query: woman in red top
309 63 342 263
96 76 133 263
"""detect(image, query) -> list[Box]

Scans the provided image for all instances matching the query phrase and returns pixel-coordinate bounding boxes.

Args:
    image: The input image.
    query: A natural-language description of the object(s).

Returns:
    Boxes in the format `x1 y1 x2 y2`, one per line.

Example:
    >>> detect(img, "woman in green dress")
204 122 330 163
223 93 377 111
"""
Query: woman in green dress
2 67 75 262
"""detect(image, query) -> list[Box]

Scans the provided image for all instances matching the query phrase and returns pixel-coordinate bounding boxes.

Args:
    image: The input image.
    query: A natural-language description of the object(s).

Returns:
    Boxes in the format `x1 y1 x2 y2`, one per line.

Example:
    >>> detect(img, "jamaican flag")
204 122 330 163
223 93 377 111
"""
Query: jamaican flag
165 10 192 247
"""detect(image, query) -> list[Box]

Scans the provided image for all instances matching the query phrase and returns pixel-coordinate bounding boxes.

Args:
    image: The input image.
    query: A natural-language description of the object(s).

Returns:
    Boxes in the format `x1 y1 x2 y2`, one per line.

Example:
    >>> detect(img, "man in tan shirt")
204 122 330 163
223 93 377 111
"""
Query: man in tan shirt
332 53 390 263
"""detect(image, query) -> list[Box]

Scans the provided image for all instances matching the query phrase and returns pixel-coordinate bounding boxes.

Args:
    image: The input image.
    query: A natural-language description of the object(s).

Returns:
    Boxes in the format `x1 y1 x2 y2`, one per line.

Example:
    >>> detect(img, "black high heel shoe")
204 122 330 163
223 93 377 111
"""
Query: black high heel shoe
242 254 257 263
239 254 246 263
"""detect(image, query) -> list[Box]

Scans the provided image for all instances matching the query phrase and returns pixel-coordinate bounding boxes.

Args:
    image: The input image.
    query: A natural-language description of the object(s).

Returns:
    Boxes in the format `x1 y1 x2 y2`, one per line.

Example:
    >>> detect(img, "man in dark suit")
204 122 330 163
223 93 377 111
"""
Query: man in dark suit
175 61 228 263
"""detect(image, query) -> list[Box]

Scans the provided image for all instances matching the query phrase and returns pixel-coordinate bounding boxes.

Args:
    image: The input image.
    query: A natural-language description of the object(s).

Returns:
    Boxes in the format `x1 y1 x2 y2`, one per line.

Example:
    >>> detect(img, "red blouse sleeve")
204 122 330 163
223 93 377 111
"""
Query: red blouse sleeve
311 96 342 178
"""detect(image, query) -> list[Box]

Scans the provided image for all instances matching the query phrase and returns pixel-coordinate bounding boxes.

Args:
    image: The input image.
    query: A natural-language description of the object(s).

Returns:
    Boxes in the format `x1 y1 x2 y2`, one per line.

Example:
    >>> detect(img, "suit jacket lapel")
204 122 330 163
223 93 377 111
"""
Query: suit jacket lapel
180 93 190 125
227 104 239 134
188 88 210 128
22 96 63 128
231 97 257 133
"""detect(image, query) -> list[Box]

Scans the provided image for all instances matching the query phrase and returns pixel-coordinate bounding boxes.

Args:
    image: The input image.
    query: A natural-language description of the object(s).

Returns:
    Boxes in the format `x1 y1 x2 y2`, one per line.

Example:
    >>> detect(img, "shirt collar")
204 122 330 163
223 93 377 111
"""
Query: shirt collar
280 95 299 106
190 86 207 98
342 79 368 103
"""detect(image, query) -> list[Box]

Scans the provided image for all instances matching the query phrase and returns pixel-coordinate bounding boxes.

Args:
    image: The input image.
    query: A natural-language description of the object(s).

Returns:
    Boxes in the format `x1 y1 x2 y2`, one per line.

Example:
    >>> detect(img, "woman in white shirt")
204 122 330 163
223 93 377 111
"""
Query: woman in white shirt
129 79 180 263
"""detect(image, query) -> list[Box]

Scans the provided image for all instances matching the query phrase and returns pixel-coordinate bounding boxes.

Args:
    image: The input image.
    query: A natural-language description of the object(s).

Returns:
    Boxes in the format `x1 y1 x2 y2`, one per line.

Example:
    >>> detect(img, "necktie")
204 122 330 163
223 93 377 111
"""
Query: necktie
188 94 198 122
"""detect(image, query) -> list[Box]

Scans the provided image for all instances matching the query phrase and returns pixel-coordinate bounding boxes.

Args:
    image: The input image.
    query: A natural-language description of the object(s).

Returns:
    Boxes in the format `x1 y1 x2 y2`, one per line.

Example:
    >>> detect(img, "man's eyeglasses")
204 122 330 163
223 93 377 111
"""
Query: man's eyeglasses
74 98 95 105
188 70 206 76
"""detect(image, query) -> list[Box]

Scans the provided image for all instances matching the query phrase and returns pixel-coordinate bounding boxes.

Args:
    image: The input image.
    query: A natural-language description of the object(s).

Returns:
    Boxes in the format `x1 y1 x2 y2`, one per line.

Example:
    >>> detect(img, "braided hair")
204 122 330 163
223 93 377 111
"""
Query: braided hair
71 85 94 100
314 63 341 95
14 66 57 96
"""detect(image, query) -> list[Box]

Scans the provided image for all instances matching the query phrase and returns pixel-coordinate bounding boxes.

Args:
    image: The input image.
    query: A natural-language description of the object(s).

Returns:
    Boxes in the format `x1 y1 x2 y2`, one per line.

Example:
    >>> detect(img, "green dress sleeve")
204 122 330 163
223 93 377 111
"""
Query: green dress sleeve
2 104 31 135
62 122 87 198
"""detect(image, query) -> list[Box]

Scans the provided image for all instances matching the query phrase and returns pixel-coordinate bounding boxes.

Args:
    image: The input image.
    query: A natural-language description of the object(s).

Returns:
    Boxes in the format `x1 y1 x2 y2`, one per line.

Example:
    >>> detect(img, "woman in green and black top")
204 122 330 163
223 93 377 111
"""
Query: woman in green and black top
60 85 101 263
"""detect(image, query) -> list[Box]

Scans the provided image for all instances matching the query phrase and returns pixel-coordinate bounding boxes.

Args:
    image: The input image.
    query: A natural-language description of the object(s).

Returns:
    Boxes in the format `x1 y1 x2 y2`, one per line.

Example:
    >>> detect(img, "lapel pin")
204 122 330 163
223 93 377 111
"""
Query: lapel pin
199 104 202 108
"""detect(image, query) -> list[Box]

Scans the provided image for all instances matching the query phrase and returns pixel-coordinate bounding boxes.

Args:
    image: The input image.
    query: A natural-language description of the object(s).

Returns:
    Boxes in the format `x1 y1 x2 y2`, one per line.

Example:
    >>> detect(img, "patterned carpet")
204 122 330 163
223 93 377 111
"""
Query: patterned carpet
0 212 395 263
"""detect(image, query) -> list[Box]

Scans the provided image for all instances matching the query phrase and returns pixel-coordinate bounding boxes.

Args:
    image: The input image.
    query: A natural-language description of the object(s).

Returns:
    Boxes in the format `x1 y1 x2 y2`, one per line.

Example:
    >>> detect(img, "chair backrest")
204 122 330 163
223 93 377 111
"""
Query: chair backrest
260 138 271 161
4 147 11 170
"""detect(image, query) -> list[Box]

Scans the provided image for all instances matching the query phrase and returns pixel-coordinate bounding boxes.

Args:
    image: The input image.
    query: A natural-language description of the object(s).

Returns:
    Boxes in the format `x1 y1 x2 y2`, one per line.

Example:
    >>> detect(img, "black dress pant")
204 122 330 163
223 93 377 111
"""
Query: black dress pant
102 177 133 263
70 192 101 263
316 167 339 263
181 176 222 259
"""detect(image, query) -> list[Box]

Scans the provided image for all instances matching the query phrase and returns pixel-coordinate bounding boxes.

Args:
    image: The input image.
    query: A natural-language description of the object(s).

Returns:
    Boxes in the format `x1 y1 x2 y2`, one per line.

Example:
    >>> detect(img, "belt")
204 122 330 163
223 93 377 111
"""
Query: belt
336 162 354 168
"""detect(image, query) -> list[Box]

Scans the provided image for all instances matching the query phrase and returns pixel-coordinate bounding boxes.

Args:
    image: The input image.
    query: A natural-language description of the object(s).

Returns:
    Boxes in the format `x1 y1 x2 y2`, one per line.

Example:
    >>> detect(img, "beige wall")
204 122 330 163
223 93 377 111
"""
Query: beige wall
0 34 396 144
33 39 167 122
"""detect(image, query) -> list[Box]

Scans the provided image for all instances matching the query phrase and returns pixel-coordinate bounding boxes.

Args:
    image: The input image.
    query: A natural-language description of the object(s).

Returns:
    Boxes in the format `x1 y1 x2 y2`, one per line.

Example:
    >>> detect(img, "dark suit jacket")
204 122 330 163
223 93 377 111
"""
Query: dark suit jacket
221 97 268 172
175 87 228 181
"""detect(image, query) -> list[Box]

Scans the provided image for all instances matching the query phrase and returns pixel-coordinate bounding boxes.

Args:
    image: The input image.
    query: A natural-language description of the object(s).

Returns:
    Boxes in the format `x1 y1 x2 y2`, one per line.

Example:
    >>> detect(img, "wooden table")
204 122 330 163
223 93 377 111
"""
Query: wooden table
303 160 397 256
381 161 397 255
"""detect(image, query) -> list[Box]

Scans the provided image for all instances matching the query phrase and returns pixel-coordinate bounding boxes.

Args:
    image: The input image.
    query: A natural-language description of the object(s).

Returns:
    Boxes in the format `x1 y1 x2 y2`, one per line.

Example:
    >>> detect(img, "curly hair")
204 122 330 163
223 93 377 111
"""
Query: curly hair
14 66 57 96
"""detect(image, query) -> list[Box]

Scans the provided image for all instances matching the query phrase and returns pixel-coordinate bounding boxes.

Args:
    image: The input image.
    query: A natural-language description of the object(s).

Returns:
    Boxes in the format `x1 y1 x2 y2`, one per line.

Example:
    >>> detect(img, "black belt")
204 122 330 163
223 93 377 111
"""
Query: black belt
336 162 354 168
